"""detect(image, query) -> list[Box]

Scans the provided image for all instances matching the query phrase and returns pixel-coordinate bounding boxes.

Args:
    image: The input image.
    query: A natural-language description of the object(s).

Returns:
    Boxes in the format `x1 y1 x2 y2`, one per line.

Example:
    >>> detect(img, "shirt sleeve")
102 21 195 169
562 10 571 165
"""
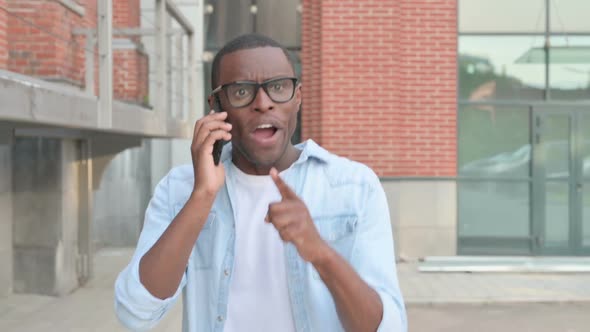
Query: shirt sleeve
353 171 408 332
114 173 187 331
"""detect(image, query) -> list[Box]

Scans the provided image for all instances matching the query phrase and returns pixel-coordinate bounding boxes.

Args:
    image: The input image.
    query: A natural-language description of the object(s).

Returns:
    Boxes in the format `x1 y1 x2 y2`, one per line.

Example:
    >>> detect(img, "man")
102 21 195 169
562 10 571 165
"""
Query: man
115 33 407 332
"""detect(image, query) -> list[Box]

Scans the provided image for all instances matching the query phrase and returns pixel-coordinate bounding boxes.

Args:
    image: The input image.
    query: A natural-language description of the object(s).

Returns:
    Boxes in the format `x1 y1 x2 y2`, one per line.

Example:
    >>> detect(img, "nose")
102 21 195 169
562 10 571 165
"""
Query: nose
251 86 274 112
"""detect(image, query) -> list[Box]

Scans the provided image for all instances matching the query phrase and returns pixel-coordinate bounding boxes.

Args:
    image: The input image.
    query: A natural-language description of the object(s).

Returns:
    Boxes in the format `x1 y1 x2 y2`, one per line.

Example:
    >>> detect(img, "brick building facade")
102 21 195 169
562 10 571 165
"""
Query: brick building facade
0 0 147 103
0 0 163 298
4 1 587 292
301 0 457 177
298 0 458 258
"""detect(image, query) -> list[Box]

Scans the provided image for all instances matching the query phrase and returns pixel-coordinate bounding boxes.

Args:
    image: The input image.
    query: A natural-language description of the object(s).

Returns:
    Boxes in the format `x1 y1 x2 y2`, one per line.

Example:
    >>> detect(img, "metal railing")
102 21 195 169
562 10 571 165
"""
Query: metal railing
73 0 197 129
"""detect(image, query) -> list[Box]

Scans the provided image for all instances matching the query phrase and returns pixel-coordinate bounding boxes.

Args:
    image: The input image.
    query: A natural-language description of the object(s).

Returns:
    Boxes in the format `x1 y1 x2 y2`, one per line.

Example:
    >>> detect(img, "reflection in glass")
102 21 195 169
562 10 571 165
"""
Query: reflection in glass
544 181 570 247
459 37 546 101
205 0 254 51
549 37 590 100
581 114 590 247
583 184 590 246
204 0 302 52
581 114 590 179
549 0 590 33
458 106 530 177
459 0 545 33
459 181 530 237
540 114 570 178
256 0 300 48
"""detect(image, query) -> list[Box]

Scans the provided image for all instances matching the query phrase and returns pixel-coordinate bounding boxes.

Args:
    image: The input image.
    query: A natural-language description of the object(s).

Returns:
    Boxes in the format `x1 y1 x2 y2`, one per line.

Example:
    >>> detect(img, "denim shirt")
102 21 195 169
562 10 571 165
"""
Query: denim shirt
115 139 407 332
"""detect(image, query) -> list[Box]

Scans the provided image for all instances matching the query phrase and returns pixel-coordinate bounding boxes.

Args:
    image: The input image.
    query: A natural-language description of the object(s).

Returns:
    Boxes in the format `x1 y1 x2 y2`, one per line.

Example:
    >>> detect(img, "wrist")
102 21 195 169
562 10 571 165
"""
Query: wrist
189 189 216 209
191 187 217 203
310 242 337 268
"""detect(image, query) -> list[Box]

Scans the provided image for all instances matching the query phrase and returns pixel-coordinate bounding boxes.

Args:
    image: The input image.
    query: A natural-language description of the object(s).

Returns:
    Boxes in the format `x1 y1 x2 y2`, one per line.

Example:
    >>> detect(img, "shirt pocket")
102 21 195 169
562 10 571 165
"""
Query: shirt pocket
315 214 358 261
174 203 216 270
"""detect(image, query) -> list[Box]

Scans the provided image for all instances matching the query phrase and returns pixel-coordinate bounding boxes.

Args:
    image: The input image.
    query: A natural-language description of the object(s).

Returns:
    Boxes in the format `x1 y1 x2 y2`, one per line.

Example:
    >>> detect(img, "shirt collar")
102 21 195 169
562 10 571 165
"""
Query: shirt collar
294 139 330 164
221 139 330 165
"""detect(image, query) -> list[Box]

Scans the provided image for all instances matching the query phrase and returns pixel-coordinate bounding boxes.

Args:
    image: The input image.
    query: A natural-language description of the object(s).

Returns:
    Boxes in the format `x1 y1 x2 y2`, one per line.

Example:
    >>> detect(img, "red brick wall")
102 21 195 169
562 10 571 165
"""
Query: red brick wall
113 0 147 103
0 0 7 69
5 0 95 85
113 49 148 103
2 0 147 103
301 0 323 142
114 0 140 28
301 0 457 177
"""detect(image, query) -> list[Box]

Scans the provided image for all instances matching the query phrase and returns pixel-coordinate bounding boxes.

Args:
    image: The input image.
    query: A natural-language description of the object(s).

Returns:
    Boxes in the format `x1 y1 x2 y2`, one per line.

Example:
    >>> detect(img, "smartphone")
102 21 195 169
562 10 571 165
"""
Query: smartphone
212 97 225 166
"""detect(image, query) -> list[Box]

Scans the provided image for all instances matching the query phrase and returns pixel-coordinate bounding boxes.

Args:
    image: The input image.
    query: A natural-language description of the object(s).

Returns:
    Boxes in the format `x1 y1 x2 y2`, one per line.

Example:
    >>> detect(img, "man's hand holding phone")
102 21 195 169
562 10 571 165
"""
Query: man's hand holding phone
190 110 232 198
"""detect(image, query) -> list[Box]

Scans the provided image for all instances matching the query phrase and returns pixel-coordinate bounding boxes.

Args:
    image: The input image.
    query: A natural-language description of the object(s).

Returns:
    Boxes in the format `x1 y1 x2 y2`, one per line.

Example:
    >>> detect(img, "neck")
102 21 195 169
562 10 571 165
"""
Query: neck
232 144 301 175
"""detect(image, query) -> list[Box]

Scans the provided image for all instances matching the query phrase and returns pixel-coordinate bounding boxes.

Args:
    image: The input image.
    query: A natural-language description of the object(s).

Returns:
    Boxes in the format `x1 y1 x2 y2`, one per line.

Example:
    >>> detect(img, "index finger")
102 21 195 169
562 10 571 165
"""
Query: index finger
270 167 297 200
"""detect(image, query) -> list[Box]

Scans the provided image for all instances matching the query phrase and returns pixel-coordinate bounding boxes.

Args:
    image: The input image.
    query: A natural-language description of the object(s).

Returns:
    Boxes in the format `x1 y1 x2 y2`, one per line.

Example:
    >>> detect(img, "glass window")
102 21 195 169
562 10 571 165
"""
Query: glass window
549 36 590 100
458 181 530 237
256 0 300 48
549 0 590 33
583 184 590 246
458 105 531 178
581 113 590 179
580 113 590 247
205 0 254 51
460 0 545 33
459 36 546 101
544 181 570 247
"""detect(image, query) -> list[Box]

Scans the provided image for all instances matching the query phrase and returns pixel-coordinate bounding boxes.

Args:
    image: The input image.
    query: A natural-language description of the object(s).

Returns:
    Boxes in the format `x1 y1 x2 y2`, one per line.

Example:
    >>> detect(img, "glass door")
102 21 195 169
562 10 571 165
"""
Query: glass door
578 112 590 254
532 107 574 254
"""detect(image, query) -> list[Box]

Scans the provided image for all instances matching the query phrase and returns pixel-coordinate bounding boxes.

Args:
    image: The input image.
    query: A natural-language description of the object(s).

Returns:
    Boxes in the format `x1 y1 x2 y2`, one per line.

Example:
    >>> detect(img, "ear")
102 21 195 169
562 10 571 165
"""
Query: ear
207 95 215 111
295 83 302 111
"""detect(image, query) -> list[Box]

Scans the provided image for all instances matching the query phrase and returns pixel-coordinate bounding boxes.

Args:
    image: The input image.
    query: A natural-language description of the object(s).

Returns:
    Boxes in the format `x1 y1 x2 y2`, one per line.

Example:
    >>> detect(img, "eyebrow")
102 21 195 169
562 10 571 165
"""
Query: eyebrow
223 76 296 85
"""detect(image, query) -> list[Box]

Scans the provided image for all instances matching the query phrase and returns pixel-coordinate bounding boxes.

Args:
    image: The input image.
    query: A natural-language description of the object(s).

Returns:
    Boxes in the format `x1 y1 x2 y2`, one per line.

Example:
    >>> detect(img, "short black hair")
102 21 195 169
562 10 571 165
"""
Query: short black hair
210 33 296 88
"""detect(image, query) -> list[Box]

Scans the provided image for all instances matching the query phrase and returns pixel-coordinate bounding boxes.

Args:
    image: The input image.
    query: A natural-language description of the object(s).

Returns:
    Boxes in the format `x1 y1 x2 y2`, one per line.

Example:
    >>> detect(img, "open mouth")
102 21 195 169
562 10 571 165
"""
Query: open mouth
253 124 278 140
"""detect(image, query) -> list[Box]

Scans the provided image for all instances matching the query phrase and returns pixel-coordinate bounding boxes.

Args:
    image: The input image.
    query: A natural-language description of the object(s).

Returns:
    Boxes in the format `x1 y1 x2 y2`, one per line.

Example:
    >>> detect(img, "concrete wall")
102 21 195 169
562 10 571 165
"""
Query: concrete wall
93 137 192 248
0 143 12 297
382 180 457 260
12 138 80 296
93 140 152 248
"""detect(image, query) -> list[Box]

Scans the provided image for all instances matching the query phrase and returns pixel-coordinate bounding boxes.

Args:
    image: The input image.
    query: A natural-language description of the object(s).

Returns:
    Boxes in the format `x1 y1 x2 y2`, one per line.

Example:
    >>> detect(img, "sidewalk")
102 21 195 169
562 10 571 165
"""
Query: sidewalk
1 248 590 331
0 248 182 332
398 261 590 304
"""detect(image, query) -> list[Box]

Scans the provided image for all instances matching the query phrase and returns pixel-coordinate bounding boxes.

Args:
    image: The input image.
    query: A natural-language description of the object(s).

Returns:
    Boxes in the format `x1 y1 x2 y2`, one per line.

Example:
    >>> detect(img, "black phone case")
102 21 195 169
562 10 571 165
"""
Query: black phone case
213 139 223 165
212 99 224 165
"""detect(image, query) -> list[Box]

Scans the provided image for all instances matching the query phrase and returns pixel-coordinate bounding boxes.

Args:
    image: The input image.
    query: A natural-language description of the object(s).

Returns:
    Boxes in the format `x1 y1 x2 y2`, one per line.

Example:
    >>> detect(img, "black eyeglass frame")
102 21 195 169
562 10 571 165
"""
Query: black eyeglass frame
211 77 299 108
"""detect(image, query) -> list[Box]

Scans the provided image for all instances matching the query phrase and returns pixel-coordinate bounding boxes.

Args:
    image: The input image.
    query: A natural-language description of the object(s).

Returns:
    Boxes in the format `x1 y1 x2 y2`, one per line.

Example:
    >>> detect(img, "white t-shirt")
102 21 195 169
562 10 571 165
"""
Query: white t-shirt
223 163 296 332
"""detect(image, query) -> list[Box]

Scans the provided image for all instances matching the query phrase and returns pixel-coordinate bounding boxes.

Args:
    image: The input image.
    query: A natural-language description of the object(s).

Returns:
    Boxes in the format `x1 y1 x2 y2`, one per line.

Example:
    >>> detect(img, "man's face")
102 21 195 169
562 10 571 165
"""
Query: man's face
214 47 301 169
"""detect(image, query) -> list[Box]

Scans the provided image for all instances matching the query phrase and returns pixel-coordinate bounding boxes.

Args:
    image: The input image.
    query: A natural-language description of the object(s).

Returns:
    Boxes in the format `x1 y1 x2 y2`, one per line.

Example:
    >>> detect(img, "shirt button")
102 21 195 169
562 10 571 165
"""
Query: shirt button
224 269 230 276
217 315 224 322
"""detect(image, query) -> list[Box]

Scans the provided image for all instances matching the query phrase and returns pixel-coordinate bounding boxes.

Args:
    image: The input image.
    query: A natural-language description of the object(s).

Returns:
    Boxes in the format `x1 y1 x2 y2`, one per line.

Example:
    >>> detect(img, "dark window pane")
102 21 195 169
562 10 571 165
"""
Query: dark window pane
256 0 300 48
459 36 546 101
458 105 531 177
205 1 254 51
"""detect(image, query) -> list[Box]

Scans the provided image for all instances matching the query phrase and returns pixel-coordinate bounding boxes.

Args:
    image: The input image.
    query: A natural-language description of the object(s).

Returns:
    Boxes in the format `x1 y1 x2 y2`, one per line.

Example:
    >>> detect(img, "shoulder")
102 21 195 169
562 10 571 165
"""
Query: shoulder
153 164 194 204
166 163 194 183
308 143 380 189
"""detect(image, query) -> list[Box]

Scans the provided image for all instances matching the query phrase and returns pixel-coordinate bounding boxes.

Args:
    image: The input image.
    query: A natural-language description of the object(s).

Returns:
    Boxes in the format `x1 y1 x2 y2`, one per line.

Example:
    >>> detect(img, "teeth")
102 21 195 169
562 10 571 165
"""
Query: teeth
256 124 273 129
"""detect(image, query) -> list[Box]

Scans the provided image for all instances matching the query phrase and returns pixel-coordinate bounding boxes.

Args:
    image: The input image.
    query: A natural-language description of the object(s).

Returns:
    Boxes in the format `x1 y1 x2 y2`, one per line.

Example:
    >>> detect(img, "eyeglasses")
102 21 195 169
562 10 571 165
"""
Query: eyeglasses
211 77 299 108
